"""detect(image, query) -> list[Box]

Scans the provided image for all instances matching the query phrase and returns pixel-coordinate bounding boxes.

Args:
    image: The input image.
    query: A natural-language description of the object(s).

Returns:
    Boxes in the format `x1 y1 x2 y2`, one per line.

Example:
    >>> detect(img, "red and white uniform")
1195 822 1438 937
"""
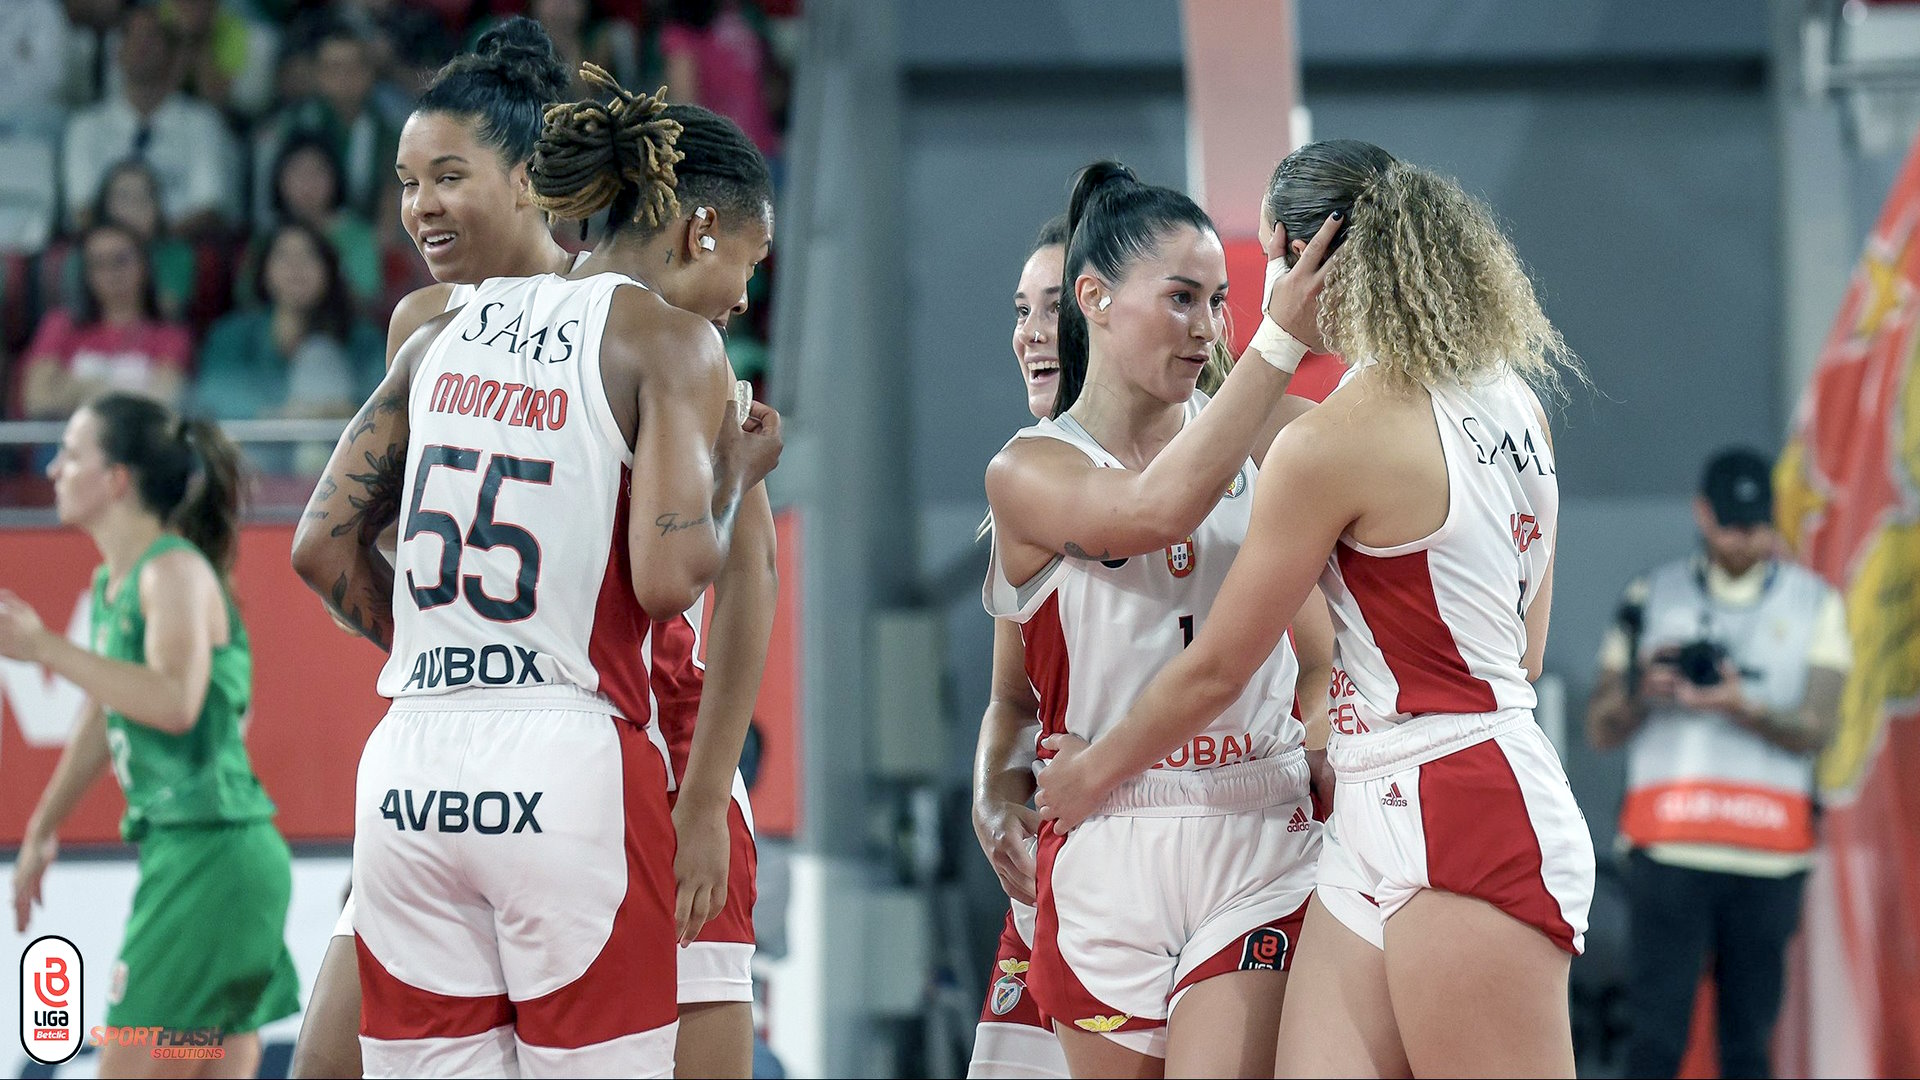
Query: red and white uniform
354 272 679 1078
1313 369 1594 954
650 595 759 1004
984 392 1320 1057
328 253 605 947
967 899 1070 1079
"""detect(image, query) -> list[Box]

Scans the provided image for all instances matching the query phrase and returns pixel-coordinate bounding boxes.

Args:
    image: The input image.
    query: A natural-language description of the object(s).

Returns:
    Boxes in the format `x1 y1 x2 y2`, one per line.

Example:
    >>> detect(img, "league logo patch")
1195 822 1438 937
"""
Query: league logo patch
1166 537 1197 579
1240 927 1288 972
1225 468 1248 499
990 974 1025 1016
21 936 84 1066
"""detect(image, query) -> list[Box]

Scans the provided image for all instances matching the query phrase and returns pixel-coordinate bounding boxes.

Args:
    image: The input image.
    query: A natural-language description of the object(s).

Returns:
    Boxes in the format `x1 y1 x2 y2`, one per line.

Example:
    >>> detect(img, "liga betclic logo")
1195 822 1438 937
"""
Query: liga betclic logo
20 935 83 1066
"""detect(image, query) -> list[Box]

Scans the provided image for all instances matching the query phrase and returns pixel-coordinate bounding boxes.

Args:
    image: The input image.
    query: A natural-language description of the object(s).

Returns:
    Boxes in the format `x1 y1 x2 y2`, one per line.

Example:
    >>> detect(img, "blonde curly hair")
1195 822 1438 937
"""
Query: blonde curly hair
1266 141 1582 400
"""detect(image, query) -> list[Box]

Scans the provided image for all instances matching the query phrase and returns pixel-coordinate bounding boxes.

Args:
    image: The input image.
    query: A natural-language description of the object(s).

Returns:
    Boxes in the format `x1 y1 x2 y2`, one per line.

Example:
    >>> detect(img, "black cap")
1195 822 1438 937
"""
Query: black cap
1701 447 1774 527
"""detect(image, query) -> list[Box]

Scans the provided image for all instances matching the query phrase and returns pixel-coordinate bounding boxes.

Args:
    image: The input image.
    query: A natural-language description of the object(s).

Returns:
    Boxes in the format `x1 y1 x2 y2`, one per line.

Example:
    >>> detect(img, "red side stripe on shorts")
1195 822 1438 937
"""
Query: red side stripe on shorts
1170 900 1309 995
514 718 680 1048
977 909 1048 1029
1029 825 1161 1034
1418 738 1578 954
356 936 513 1040
1022 594 1070 760
1335 546 1498 716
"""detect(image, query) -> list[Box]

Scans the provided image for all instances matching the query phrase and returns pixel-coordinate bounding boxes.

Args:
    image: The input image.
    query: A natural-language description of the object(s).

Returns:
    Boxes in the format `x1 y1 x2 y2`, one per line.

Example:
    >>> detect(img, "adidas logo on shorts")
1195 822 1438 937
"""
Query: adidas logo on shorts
1381 782 1409 807
1286 806 1310 833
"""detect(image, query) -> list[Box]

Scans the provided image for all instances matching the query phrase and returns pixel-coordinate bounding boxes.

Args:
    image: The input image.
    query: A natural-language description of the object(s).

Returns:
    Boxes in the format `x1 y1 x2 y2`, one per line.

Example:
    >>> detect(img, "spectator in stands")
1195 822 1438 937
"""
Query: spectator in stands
484 0 642 98
195 221 379 433
661 0 783 160
81 159 198 321
161 0 278 119
59 0 129 108
18 222 192 420
268 134 380 307
61 3 240 237
327 0 457 111
252 20 401 227
0 0 72 140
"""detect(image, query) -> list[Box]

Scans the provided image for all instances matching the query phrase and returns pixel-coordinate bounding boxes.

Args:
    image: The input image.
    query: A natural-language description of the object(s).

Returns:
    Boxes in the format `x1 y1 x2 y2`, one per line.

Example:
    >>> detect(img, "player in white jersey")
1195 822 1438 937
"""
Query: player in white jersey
1039 140 1595 1077
967 216 1075 1080
289 21 581 1078
291 77 782 1078
985 162 1332 1078
293 36 779 1078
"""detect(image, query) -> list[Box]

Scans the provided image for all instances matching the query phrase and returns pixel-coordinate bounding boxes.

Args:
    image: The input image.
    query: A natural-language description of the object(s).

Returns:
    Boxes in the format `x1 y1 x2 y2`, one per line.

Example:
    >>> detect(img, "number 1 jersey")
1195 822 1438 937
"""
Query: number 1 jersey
378 271 658 728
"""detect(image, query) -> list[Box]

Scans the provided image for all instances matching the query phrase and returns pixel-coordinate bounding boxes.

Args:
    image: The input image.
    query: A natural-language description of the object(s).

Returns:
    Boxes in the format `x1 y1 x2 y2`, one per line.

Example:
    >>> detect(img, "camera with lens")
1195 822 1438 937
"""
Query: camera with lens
1669 639 1731 687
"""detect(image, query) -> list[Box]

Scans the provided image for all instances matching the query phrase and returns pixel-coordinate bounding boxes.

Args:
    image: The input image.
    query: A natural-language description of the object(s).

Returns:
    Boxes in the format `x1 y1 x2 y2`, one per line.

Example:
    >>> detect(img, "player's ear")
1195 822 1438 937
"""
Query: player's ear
688 206 719 258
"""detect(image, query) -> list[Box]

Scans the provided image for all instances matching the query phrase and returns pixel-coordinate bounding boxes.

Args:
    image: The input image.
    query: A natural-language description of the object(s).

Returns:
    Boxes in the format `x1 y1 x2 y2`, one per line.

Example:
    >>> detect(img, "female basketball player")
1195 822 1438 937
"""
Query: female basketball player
292 70 779 1078
1034 140 1594 1078
3 396 299 1080
982 162 1333 1078
968 216 1074 1080
969 219 1261 1079
292 26 776 1078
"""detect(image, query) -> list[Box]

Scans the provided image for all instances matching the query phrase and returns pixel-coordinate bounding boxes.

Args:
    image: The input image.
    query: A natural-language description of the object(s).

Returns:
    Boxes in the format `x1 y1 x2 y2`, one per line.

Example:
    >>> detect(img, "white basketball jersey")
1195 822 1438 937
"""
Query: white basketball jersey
378 271 657 727
443 251 592 312
1319 369 1557 732
984 392 1304 770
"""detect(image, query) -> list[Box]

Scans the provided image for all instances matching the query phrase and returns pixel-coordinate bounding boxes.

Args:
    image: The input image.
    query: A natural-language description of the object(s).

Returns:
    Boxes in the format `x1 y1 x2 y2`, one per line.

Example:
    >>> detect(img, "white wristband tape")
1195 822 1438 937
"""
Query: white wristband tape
1249 318 1308 373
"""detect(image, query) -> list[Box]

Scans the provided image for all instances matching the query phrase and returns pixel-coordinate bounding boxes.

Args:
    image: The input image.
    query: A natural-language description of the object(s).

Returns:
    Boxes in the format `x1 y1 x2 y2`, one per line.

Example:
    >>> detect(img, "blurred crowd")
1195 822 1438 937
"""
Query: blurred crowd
0 0 796 487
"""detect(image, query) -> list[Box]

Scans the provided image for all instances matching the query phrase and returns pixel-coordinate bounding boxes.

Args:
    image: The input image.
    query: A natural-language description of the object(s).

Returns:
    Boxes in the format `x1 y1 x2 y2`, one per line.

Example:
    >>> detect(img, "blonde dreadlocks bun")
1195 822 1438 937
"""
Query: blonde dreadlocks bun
530 63 685 229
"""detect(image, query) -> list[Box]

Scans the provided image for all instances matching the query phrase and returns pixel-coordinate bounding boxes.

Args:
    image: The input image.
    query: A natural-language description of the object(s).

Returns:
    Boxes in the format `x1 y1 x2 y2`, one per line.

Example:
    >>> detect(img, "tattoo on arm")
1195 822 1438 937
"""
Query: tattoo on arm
656 512 713 537
1062 541 1114 561
330 443 407 544
328 572 393 652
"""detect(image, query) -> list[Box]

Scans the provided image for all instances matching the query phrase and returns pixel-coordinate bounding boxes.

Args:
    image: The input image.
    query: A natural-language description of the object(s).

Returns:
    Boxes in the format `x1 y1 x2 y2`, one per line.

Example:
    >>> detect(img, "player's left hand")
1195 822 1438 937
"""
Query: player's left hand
1034 734 1107 835
670 798 730 946
0 591 48 663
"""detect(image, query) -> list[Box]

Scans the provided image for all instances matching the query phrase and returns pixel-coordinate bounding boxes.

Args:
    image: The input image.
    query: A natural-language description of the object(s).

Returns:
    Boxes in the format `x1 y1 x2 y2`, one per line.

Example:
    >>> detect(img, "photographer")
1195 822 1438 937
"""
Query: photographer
1587 447 1849 1079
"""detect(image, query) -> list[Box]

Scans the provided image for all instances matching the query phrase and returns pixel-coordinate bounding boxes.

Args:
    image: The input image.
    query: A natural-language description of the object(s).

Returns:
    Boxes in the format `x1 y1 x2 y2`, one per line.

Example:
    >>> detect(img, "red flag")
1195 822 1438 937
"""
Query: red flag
1774 128 1920 1078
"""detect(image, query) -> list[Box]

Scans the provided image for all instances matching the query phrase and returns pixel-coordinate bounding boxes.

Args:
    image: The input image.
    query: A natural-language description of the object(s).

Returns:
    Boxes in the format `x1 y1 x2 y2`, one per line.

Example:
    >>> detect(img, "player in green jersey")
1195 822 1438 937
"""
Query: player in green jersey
2 393 299 1079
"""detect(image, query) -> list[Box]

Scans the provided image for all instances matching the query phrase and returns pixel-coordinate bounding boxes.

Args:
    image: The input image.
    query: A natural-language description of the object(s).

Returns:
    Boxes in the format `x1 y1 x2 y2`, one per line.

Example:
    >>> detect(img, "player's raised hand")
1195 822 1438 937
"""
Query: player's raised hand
1266 210 1344 352
713 399 784 491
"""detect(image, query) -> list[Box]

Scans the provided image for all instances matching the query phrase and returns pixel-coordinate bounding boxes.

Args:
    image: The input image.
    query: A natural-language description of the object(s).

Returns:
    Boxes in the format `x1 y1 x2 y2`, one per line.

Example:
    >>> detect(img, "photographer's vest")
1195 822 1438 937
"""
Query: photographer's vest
1619 558 1831 865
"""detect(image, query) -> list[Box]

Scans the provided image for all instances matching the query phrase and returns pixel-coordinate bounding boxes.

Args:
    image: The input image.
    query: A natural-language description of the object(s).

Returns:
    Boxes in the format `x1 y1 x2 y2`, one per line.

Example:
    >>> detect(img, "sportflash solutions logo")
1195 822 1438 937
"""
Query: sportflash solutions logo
20 936 82 1065
90 1025 227 1060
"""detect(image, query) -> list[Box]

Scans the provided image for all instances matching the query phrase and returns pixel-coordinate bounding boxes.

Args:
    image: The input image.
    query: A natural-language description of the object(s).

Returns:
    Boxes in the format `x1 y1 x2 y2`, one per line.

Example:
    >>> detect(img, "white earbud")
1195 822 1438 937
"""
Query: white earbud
1097 295 1112 311
698 235 717 251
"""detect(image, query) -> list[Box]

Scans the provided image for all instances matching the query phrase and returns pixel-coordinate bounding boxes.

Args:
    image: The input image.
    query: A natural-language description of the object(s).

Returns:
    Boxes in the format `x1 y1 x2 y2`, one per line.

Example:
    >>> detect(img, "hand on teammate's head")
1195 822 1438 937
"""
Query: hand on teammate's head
1265 211 1343 352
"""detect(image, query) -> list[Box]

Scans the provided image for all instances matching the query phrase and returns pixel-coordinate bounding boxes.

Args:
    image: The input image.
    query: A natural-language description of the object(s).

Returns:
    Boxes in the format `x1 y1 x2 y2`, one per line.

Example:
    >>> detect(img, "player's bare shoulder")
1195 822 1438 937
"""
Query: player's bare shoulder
598 284 730 441
603 283 728 376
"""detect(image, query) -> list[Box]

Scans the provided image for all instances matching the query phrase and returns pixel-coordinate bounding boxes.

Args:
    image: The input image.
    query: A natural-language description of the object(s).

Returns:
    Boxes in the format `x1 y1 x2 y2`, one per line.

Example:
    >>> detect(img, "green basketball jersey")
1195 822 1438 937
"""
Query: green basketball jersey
89 533 275 841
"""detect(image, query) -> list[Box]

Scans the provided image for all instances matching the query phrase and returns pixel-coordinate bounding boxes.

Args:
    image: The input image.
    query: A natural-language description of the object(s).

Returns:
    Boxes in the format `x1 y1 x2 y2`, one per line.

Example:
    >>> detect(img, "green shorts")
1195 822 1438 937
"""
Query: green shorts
105 820 302 1034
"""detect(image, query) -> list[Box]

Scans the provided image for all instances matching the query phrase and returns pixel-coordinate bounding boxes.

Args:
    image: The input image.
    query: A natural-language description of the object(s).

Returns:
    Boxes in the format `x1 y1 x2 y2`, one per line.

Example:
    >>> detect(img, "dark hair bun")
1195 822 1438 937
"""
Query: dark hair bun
472 16 569 102
1067 160 1138 234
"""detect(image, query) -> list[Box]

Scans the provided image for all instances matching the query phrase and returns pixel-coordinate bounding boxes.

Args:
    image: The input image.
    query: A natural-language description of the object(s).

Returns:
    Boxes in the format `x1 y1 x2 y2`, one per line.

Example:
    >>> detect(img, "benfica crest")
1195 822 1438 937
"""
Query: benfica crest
989 973 1024 1016
1166 536 1197 578
1225 468 1248 499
